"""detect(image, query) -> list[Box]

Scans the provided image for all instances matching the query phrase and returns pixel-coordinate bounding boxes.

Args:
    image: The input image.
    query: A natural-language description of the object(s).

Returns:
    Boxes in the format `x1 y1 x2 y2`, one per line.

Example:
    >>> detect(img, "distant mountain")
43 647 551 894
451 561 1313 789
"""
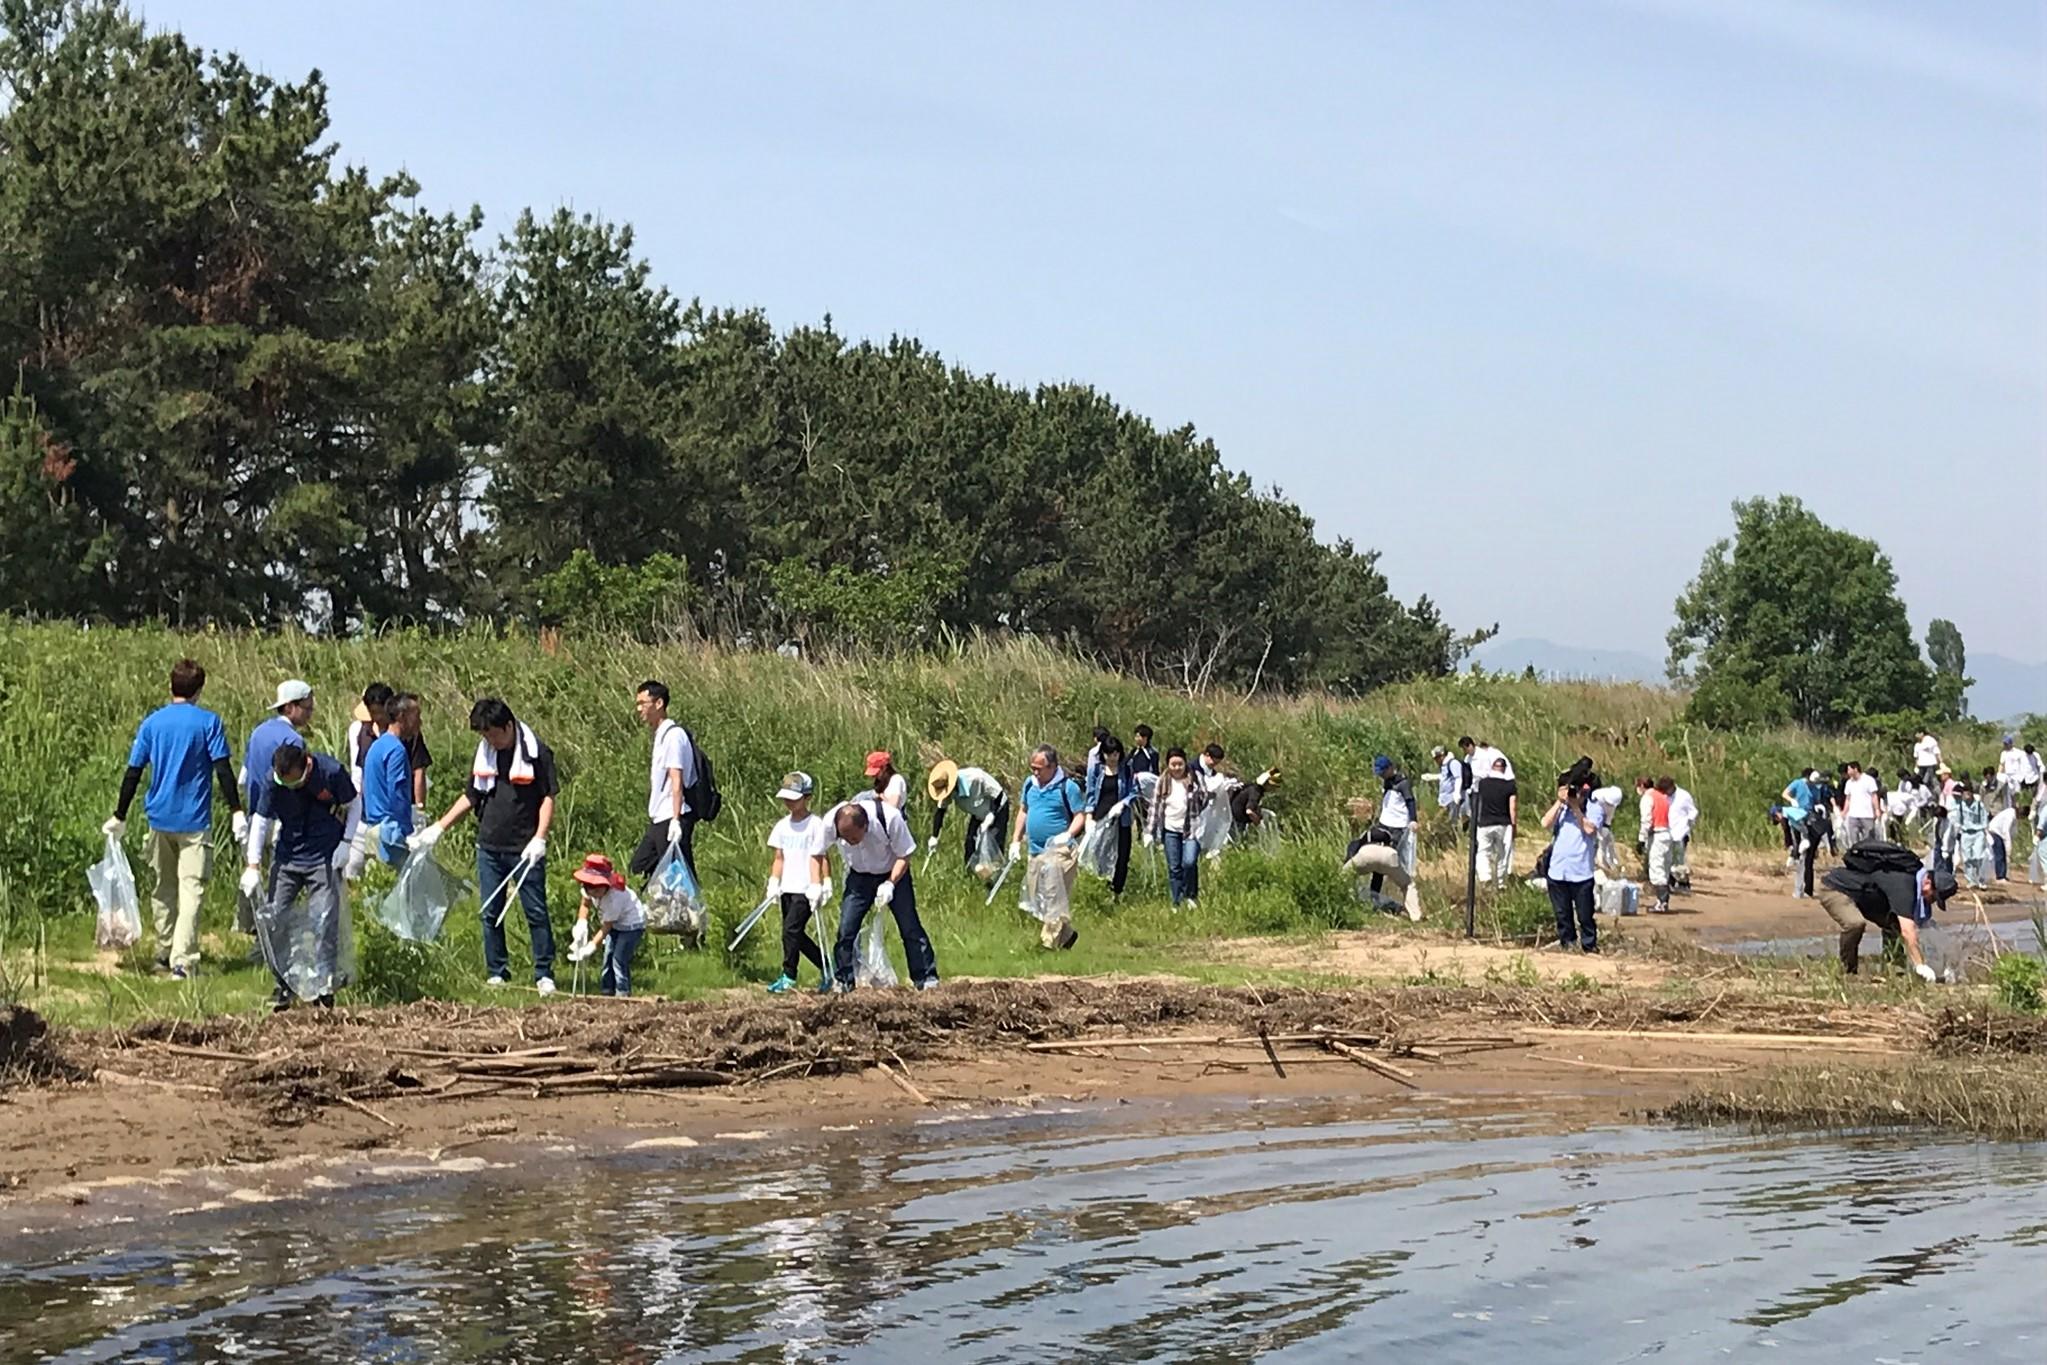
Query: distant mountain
1468 637 1667 685
1968 654 2047 726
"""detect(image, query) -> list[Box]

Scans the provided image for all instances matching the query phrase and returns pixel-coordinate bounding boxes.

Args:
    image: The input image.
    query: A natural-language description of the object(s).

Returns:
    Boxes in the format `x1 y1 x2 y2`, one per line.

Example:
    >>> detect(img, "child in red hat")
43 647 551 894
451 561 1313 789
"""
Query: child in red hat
570 853 648 996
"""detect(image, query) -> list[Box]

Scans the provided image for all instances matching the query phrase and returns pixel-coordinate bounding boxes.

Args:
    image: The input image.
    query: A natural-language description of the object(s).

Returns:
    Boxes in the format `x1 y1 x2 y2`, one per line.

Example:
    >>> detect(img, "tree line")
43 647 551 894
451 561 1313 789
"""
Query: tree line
0 0 1468 694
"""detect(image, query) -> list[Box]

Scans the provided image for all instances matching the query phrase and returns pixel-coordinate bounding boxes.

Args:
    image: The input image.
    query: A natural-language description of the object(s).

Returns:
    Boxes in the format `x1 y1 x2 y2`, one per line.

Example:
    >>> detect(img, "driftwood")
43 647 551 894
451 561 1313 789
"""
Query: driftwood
1518 1027 1899 1052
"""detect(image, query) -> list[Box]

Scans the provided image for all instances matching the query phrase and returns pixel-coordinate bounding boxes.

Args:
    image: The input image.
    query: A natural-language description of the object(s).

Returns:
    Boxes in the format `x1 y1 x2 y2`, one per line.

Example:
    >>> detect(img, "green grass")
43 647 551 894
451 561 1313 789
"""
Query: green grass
0 621 2009 1026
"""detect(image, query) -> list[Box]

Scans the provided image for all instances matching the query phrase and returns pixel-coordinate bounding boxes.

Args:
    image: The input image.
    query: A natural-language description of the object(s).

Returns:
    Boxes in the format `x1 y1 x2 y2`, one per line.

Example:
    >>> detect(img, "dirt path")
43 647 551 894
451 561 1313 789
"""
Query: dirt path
7 979 2035 1220
1640 859 2040 945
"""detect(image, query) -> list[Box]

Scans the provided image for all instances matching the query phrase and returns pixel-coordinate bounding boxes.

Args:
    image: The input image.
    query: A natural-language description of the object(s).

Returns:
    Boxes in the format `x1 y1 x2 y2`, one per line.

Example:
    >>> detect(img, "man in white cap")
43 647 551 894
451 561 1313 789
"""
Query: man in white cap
237 680 313 932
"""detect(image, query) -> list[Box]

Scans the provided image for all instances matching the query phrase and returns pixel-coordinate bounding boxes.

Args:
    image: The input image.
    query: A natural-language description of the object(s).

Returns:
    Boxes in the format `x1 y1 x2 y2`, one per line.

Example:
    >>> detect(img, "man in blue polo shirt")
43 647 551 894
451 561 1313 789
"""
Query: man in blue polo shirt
1007 744 1087 951
243 740 354 1011
106 658 243 977
352 691 423 874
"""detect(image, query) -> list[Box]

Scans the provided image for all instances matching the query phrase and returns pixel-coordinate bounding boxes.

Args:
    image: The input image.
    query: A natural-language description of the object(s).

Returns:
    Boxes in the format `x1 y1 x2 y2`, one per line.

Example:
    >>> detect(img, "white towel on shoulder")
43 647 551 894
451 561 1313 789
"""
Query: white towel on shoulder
472 721 539 792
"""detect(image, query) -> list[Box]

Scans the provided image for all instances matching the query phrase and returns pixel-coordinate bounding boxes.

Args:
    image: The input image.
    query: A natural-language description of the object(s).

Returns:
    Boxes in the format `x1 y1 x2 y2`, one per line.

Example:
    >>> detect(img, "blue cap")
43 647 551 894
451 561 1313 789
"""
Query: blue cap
1372 755 1391 775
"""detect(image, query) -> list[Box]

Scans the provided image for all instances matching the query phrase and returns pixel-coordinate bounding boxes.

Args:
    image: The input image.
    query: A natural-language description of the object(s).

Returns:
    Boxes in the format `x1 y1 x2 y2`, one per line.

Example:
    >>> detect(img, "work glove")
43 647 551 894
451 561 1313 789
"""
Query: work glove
1008 840 1022 861
407 824 442 853
567 938 597 963
239 866 262 899
1913 962 1936 983
925 836 938 854
572 919 590 951
807 880 829 910
232 810 249 842
667 818 683 844
102 816 126 838
1048 831 1072 849
765 876 782 900
876 880 896 908
521 835 546 864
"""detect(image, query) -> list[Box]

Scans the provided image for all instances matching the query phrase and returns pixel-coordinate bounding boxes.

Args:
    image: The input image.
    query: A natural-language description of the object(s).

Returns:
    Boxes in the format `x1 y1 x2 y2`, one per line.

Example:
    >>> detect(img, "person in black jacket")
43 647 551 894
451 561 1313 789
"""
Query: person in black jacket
1814 841 1955 978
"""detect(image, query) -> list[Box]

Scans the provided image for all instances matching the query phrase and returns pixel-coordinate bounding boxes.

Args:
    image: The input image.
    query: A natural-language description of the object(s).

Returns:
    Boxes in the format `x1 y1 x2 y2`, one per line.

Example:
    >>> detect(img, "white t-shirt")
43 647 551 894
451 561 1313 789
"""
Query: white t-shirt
1998 748 2029 784
593 886 647 931
876 772 907 810
769 813 823 894
649 720 696 820
1379 785 1412 831
1162 779 1193 834
1470 746 1515 781
1668 787 1698 842
824 800 914 874
1844 774 1880 820
1913 736 1940 768
1988 807 2017 842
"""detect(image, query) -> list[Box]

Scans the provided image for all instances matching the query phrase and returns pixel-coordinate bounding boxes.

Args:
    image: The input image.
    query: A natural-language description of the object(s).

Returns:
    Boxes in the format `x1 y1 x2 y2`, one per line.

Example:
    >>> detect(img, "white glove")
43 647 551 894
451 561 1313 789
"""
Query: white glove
667 818 682 844
1048 831 1072 849
239 866 262 898
979 812 995 832
572 919 590 950
102 816 126 838
1913 962 1936 983
521 835 546 864
876 880 896 907
407 824 442 852
1142 830 1154 848
765 877 782 900
232 810 249 842
567 939 597 963
807 880 828 909
412 805 430 833
925 836 938 854
1009 840 1022 861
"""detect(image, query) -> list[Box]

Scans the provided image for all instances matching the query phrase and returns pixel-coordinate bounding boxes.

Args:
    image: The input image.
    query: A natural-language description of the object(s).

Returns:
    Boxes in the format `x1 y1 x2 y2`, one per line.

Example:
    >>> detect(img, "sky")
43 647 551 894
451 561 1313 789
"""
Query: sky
141 0 2047 664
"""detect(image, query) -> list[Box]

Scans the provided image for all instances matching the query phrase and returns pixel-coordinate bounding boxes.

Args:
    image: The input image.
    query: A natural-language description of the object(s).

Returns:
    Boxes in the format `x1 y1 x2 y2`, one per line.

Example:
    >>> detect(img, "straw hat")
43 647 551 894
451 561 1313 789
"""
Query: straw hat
927 759 960 803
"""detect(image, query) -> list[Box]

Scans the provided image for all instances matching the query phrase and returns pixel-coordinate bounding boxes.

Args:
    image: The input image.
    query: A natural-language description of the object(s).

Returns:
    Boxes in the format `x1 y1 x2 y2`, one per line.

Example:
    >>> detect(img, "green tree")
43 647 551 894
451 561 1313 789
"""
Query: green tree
1924 618 1971 722
1668 496 1933 729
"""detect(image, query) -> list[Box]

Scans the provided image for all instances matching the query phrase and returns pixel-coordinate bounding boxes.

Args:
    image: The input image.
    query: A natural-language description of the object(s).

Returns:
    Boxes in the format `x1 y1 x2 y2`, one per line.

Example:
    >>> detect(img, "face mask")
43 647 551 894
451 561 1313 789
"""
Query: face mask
272 767 308 790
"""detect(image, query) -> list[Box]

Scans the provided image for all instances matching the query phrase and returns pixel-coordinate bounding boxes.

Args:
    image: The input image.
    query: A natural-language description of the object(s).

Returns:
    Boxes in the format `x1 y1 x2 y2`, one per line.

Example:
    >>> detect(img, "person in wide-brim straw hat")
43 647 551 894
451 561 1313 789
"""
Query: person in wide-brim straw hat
924 757 1010 878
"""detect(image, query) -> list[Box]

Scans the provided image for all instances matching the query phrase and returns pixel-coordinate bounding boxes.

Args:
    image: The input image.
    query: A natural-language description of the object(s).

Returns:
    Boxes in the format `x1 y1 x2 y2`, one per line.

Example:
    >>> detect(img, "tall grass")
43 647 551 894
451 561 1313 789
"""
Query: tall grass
0 622 2004 1022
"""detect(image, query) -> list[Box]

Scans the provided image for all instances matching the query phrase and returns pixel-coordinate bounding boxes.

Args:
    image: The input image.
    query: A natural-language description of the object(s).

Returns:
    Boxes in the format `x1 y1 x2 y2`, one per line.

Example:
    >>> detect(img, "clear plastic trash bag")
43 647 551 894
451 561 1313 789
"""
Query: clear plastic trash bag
855 906 898 988
255 868 344 1002
971 823 1004 882
1076 804 1127 880
378 852 464 943
1254 814 1283 855
87 834 143 950
1596 876 1640 917
646 841 707 942
1197 787 1235 855
1022 848 1076 923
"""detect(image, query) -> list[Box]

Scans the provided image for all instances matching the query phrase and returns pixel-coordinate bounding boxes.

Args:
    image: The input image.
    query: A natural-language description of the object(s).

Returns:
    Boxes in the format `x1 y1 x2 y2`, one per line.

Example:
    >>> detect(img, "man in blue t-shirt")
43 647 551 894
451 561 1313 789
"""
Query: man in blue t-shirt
1007 744 1087 951
355 692 423 871
106 659 242 977
242 740 354 1011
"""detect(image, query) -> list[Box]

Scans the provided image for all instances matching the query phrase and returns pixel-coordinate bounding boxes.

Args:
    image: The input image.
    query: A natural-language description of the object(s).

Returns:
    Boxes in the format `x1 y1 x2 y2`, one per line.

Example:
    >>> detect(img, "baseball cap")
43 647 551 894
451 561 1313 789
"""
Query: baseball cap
776 770 815 800
272 679 313 709
863 750 893 777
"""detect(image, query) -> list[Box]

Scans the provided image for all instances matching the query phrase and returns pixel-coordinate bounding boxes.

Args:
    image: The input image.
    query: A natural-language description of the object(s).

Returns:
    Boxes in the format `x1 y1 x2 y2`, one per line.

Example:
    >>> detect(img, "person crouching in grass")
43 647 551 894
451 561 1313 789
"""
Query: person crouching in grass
570 854 647 997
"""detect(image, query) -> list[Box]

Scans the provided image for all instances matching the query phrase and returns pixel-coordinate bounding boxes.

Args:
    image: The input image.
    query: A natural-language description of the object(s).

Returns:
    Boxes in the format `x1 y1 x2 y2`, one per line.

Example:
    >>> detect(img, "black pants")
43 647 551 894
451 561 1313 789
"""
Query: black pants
1799 821 1821 896
1548 877 1597 952
779 893 824 980
628 815 698 881
954 795 1010 873
1109 821 1132 895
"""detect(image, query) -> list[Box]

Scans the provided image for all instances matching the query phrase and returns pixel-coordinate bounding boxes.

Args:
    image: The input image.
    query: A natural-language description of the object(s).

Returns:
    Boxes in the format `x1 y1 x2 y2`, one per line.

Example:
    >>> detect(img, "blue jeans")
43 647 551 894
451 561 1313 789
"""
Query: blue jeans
1991 834 2008 882
478 846 553 982
1163 830 1200 904
834 870 938 989
600 926 644 996
1548 877 1597 952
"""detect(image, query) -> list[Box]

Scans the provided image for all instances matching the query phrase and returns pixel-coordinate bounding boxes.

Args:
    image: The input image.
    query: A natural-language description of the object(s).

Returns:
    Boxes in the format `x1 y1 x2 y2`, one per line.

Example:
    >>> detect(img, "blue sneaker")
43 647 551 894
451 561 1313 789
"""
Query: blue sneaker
766 974 796 994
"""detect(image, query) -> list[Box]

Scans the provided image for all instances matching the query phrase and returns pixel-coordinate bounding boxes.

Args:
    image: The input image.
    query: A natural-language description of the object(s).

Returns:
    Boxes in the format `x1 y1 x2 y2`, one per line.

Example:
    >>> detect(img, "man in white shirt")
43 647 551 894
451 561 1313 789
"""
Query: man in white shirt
820 797 938 991
1841 761 1881 848
1913 732 1941 788
1667 783 1699 892
1996 736 2030 812
629 681 700 881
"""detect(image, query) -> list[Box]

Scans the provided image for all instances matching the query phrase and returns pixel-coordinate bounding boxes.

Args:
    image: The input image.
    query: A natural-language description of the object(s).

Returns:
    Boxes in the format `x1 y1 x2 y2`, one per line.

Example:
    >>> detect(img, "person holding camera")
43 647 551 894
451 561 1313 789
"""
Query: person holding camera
1542 770 1605 953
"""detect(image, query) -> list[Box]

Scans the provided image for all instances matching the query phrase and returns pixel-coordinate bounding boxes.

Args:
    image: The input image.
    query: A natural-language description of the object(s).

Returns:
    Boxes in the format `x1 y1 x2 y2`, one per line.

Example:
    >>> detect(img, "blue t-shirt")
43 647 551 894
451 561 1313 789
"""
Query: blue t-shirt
252 752 354 867
1548 798 1605 882
243 715 301 811
1785 778 1815 816
127 703 231 834
362 730 415 836
1022 774 1084 854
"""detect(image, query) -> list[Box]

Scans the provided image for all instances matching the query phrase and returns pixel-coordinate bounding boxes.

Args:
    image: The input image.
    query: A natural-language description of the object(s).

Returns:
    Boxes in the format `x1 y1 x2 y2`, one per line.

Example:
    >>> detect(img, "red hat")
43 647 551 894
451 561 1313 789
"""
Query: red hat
863 750 893 777
573 853 624 891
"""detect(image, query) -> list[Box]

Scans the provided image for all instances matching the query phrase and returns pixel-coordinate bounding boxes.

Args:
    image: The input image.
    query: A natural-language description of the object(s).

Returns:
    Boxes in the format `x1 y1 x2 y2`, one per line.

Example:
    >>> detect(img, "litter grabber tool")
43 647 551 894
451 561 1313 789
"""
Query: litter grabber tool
813 886 842 993
984 853 1019 906
729 893 777 951
488 854 539 928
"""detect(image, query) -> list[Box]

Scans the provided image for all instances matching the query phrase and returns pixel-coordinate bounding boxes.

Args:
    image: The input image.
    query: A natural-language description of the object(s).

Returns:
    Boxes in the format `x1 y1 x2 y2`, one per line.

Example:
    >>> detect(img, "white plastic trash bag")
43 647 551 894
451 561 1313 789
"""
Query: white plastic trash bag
646 841 707 942
379 852 464 943
1198 786 1235 856
87 834 143 950
855 908 898 988
971 823 1004 881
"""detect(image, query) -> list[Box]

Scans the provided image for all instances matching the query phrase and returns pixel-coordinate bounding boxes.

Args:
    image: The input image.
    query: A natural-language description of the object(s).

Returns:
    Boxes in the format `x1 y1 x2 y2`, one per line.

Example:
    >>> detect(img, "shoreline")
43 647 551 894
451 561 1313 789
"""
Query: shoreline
7 977 2043 1218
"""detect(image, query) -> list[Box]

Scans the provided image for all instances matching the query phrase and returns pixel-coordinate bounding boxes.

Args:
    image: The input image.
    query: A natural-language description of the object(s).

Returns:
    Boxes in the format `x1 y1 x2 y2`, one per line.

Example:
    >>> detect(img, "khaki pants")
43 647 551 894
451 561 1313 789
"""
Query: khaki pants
1475 825 1514 887
1815 886 1895 974
149 829 211 970
1345 843 1420 920
1645 831 1674 893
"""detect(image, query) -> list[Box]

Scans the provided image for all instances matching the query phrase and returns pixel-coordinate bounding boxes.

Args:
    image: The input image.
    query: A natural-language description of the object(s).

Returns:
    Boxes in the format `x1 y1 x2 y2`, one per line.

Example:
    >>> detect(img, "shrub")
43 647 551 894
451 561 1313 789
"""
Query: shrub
1992 955 2045 1014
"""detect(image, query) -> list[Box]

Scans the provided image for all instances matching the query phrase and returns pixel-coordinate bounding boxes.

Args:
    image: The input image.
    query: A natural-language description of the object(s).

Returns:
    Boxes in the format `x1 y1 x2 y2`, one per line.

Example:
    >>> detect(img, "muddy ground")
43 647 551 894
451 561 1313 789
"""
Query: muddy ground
6 977 2042 1219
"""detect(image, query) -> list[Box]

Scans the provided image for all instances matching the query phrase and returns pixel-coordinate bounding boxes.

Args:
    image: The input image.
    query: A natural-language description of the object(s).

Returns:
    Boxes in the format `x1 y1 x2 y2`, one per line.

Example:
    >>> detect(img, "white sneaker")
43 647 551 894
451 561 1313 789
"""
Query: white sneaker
485 975 509 988
1184 898 1198 911
536 977 557 996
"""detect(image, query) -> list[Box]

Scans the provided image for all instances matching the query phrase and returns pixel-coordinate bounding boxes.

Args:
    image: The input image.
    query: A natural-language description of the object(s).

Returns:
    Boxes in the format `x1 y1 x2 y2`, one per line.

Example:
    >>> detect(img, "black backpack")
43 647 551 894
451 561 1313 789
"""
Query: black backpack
684 728 722 823
1843 840 1920 877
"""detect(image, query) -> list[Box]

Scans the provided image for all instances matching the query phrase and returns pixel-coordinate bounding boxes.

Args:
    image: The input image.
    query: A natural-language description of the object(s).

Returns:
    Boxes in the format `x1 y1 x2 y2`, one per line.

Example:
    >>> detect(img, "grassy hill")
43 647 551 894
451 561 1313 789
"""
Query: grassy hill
0 622 2005 1022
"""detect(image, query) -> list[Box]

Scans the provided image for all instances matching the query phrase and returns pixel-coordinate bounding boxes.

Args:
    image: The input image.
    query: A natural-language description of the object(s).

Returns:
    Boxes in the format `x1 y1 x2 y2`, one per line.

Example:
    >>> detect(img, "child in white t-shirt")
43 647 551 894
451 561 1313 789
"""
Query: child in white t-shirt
764 771 831 993
570 853 648 997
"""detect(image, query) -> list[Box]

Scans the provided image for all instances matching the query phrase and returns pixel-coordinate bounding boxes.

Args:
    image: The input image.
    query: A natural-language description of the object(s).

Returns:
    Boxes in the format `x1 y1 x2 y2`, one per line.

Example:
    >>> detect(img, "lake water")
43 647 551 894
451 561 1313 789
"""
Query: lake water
4 1097 2043 1362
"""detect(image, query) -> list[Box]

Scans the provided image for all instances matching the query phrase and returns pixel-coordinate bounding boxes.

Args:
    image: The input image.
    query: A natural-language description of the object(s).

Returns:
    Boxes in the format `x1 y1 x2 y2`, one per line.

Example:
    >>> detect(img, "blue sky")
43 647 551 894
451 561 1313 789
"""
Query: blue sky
142 0 2047 664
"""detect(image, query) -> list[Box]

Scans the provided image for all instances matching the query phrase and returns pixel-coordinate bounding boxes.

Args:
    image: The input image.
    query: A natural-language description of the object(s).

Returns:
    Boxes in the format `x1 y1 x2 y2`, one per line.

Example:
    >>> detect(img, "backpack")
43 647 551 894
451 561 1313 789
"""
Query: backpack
1843 840 1920 877
683 727 722 823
